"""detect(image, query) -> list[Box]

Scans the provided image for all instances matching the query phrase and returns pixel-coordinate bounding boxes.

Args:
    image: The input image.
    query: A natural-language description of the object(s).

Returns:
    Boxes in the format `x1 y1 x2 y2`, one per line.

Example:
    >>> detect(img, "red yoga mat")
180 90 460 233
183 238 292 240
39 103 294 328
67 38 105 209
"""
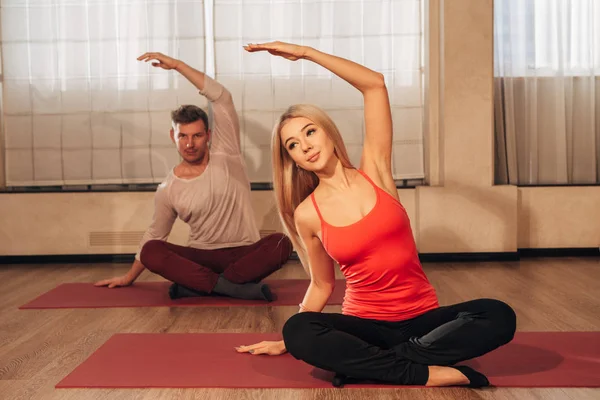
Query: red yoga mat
20 280 346 309
56 332 600 388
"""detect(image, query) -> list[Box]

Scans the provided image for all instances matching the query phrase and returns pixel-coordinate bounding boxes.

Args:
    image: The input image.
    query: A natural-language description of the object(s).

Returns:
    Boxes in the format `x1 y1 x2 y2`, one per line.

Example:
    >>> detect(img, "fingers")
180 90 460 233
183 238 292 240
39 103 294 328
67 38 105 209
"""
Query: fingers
235 341 269 354
243 42 279 52
243 42 301 61
235 343 259 353
250 348 267 355
137 52 164 62
95 278 118 288
137 52 154 61
243 44 262 52
235 341 282 356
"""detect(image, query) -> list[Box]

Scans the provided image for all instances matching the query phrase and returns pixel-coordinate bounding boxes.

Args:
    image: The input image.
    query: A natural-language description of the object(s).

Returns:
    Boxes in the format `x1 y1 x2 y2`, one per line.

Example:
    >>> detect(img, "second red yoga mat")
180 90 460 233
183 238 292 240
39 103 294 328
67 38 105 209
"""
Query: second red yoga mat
57 332 600 388
20 280 346 309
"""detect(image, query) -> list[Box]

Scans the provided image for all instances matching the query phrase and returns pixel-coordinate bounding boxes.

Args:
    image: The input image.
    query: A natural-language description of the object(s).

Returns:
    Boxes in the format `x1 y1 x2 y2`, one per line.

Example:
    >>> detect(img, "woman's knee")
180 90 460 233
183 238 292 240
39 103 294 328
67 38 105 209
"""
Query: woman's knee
482 298 517 344
282 312 321 359
139 240 168 272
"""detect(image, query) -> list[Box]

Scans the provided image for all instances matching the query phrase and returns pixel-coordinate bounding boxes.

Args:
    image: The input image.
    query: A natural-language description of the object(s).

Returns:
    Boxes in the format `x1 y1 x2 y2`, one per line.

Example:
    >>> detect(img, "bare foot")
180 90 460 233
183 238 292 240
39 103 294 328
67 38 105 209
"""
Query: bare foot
425 366 470 387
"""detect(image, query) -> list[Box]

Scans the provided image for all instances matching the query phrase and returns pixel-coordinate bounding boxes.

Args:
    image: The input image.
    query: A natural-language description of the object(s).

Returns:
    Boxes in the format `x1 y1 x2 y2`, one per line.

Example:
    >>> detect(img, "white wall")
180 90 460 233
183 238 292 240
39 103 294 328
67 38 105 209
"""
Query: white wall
1 0 598 256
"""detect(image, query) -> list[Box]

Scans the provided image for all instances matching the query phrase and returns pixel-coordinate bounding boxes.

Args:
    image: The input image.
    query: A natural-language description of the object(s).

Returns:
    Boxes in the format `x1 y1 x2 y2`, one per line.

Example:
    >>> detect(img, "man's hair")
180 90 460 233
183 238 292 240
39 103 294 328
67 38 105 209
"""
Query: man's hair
171 105 209 130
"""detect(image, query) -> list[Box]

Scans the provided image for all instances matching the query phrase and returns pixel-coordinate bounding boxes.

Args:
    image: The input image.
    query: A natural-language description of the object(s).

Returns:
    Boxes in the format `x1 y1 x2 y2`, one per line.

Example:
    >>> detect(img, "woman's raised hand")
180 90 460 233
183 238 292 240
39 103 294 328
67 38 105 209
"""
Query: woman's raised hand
243 41 307 61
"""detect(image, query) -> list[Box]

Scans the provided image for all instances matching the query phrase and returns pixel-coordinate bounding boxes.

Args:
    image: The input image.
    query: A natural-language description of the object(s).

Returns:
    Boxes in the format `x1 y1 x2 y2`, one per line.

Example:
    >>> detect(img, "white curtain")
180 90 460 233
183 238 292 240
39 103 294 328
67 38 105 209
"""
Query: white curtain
214 0 425 182
494 0 600 185
2 0 425 186
1 0 206 186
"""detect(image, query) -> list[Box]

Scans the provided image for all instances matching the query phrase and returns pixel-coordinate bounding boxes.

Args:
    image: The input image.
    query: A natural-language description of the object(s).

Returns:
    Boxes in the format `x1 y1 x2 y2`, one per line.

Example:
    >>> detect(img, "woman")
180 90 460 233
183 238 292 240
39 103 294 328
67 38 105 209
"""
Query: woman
236 42 516 388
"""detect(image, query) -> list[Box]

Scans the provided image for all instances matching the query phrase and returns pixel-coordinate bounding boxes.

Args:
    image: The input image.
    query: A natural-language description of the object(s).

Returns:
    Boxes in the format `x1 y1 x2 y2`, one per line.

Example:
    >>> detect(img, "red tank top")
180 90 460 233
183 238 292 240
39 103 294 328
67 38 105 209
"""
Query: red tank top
311 169 439 321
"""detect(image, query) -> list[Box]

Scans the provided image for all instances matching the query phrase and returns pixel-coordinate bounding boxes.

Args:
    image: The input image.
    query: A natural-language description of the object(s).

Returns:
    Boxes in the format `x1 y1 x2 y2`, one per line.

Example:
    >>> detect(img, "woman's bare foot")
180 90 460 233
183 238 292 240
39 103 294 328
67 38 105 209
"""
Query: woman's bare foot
426 365 489 388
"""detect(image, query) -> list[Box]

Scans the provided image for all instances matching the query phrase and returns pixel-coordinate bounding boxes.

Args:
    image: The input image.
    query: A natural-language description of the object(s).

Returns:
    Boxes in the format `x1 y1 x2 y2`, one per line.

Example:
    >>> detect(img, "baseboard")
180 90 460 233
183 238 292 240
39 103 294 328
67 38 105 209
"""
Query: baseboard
419 248 599 262
518 247 600 258
418 252 520 262
0 248 597 265
0 254 137 264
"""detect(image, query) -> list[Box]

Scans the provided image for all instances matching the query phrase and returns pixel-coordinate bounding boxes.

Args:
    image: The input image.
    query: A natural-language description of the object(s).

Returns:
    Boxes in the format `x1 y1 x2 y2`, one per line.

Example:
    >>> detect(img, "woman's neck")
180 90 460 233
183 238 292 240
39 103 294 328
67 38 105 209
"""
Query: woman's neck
315 160 356 192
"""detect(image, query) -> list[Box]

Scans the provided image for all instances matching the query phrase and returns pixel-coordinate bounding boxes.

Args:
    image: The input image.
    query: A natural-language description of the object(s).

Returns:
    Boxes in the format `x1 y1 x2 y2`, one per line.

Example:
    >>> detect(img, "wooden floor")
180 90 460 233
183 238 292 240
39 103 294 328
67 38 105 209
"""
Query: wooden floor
0 256 598 399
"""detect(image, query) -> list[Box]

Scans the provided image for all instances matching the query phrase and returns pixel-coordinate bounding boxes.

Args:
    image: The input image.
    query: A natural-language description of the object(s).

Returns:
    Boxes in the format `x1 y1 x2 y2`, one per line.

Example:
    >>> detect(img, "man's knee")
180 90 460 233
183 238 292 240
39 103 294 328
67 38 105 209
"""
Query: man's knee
139 240 168 273
268 233 293 261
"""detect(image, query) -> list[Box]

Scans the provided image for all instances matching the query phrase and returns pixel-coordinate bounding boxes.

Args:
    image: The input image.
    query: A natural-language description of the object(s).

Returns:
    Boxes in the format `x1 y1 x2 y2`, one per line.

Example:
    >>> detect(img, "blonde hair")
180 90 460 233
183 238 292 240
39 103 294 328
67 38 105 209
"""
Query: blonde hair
271 104 354 275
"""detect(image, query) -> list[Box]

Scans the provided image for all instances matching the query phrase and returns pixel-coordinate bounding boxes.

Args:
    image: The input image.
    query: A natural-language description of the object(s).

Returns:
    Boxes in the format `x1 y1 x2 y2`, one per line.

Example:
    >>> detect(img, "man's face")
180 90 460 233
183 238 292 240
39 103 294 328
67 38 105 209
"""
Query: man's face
171 120 210 164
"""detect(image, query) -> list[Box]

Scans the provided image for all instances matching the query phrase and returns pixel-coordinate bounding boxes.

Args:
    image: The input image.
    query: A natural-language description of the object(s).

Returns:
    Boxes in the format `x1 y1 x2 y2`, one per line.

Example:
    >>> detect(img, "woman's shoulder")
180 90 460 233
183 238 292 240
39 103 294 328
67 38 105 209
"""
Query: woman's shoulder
294 191 321 233
294 194 317 222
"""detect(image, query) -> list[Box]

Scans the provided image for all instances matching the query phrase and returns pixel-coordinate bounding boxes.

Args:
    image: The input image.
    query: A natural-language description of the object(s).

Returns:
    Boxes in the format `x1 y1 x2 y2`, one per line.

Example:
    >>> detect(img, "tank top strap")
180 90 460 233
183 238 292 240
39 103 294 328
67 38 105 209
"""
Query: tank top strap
310 193 325 223
356 169 379 191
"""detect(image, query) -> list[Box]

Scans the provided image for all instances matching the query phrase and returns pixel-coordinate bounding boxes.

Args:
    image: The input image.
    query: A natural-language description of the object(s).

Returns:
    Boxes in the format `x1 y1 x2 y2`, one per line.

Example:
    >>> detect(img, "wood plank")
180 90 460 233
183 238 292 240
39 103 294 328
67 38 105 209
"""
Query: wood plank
0 258 598 399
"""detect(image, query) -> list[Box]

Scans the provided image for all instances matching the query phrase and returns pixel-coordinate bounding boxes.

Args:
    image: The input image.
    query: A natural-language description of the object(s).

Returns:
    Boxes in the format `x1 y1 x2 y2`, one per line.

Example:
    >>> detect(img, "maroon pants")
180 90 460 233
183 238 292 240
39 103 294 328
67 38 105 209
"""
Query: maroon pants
139 233 293 292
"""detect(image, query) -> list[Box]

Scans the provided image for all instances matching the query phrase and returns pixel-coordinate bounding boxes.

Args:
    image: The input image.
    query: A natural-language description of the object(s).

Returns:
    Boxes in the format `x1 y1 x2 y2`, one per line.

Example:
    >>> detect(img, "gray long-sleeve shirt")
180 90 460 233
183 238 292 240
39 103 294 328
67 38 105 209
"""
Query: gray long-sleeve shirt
135 76 260 260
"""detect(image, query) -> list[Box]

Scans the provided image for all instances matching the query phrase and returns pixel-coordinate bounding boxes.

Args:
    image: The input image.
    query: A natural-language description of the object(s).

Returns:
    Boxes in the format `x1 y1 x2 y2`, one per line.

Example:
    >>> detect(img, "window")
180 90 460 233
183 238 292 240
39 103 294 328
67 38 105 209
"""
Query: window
494 0 600 185
1 0 426 188
494 0 600 77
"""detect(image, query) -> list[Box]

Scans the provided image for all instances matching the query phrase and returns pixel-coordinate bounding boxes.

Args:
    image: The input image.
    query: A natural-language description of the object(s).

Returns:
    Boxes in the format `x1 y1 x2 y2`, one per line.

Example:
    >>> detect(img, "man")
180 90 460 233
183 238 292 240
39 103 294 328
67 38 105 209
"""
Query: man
94 52 293 301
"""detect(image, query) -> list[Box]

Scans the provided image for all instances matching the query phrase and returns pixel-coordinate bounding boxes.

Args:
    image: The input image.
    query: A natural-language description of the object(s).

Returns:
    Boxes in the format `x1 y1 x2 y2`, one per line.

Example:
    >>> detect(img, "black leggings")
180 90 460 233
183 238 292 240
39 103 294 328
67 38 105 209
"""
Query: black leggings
282 298 516 385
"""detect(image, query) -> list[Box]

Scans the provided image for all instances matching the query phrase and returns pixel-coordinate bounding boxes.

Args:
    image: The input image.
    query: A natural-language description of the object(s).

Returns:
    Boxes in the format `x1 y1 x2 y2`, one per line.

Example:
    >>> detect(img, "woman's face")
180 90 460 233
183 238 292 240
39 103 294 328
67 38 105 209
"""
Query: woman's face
280 117 336 172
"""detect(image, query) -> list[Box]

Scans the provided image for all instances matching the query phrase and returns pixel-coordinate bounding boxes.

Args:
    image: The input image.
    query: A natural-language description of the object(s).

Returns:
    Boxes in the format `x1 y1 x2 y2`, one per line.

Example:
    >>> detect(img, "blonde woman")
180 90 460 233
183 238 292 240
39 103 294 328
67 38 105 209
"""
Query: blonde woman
236 42 516 388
